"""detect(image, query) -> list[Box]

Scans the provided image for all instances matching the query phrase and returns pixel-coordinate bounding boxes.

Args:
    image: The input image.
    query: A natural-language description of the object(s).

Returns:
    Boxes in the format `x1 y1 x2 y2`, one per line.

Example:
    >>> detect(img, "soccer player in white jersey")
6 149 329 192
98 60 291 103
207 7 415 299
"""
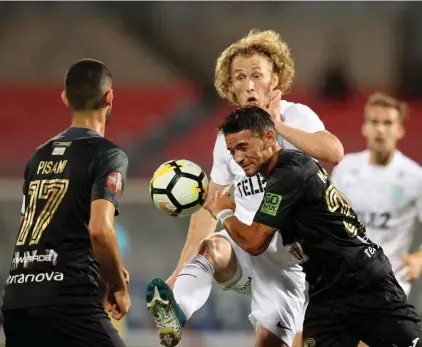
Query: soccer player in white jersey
331 92 422 347
146 29 344 347
332 92 422 295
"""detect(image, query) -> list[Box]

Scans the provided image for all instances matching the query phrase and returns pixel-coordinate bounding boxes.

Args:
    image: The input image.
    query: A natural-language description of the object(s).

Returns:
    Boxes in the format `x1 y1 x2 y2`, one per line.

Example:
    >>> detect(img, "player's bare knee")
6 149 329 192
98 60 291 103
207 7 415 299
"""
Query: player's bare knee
197 235 233 269
197 235 237 282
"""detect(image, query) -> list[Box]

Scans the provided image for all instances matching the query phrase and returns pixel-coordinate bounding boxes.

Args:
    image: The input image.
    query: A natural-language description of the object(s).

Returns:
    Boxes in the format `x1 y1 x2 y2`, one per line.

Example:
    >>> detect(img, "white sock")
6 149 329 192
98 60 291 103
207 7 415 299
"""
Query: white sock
173 254 214 320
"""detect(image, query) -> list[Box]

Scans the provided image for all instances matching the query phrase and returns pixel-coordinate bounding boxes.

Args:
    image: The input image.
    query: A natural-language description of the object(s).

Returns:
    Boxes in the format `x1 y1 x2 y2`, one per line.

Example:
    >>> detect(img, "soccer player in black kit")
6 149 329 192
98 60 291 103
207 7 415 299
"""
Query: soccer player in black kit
205 106 422 347
1 59 130 347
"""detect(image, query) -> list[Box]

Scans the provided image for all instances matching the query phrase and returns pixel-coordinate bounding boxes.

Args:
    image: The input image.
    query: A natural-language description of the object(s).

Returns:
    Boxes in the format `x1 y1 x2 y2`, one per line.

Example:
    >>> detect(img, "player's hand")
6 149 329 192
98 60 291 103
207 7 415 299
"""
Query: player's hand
395 251 422 282
108 289 131 321
106 268 130 307
204 191 235 219
266 89 282 125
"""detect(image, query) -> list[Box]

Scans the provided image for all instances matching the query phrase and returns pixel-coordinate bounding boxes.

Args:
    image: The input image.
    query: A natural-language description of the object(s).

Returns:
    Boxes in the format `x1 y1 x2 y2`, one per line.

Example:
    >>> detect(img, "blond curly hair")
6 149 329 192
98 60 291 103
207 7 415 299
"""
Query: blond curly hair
215 29 295 105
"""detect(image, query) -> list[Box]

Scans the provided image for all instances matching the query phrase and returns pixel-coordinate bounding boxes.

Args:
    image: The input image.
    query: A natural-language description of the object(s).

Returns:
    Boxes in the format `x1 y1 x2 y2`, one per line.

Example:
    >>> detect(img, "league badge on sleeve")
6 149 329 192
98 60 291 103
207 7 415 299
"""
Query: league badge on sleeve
260 192 282 216
107 172 122 194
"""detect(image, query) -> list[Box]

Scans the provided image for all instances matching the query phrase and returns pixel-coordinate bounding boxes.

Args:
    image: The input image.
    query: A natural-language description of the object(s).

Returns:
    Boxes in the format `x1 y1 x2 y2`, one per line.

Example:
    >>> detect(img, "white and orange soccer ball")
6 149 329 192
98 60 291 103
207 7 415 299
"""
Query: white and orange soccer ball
150 159 209 217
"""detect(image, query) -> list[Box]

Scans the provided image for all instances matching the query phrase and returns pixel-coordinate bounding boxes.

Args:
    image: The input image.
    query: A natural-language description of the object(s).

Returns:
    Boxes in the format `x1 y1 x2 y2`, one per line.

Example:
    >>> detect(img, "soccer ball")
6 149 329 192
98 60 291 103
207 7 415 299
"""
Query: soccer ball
150 159 209 217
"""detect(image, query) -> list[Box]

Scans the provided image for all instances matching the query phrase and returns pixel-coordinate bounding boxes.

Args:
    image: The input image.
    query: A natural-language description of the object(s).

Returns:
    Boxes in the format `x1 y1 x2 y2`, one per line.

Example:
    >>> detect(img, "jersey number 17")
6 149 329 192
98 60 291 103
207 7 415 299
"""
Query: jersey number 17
17 179 69 246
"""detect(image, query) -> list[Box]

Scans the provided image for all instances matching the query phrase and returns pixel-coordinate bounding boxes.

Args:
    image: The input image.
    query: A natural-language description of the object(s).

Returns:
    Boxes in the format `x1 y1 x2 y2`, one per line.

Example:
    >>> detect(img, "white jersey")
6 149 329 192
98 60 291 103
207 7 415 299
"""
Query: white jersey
331 150 422 294
211 100 325 224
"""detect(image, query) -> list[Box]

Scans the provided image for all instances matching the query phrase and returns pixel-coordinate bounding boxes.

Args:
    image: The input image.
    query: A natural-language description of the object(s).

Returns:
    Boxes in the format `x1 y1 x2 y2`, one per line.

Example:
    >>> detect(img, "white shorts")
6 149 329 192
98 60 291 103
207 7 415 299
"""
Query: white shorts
215 229 307 346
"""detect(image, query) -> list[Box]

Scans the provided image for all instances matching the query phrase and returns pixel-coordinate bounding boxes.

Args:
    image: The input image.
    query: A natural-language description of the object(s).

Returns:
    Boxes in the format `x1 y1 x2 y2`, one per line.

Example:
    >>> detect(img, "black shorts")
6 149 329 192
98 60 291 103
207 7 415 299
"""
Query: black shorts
2 304 125 347
302 272 422 347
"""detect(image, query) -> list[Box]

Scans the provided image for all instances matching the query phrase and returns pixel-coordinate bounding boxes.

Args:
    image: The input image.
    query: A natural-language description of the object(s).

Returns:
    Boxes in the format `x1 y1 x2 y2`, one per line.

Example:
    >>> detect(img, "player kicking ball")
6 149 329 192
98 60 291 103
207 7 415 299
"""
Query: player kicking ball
205 106 422 347
146 29 344 347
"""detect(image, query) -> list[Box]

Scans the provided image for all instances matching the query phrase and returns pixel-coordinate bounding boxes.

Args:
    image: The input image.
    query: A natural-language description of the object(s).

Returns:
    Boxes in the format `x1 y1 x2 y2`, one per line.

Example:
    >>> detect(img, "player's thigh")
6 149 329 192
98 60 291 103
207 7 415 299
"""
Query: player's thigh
33 305 125 347
213 229 253 294
303 301 358 347
249 268 306 346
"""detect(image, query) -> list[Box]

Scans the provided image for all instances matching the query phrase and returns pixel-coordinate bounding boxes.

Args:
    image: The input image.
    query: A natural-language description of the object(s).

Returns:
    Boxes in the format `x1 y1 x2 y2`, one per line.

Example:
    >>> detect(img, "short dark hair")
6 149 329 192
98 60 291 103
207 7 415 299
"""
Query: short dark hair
65 58 112 111
218 106 275 135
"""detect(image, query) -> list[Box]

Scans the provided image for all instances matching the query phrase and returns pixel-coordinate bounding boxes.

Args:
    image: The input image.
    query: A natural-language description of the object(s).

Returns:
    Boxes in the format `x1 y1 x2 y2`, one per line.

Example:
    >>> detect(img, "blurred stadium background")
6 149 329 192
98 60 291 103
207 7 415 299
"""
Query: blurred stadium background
1 2 422 346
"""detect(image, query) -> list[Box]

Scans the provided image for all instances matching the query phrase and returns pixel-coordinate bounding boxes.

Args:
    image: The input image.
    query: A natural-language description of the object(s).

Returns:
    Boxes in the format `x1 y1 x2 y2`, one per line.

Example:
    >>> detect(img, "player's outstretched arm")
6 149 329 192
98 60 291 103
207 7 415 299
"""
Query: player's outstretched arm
167 180 231 286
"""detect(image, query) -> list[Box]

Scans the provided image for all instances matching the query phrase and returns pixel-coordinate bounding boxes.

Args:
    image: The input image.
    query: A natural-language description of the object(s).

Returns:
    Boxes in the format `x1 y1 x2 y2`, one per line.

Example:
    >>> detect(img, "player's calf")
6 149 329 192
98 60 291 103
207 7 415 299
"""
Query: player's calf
171 235 238 318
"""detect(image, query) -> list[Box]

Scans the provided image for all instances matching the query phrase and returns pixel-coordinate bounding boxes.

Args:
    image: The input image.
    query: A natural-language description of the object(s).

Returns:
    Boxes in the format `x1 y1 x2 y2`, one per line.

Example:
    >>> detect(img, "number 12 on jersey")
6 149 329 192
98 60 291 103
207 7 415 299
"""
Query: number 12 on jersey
17 179 69 246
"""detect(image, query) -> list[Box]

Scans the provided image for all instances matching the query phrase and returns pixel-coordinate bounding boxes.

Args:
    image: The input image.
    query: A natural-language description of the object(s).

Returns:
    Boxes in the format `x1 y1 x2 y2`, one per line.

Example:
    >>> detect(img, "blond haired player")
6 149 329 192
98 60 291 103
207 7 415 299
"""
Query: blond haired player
146 29 344 347
331 92 422 347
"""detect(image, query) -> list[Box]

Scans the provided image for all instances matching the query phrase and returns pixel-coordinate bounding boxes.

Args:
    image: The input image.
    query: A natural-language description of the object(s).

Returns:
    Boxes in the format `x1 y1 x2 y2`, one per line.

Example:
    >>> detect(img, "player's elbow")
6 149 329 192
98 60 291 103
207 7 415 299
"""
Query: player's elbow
89 221 114 241
325 139 344 165
243 238 268 256
244 246 265 256
330 145 344 166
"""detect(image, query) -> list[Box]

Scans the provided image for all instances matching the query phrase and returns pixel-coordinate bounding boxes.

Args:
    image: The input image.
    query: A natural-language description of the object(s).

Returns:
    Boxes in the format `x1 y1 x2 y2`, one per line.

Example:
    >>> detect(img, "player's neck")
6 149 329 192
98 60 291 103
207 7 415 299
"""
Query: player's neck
70 112 106 137
260 149 281 177
369 150 395 166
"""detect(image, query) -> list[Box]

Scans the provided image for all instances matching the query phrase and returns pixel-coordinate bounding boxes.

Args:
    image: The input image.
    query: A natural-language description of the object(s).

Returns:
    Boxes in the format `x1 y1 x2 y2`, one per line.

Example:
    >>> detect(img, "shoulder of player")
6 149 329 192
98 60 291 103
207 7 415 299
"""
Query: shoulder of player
396 152 422 177
279 100 318 121
335 151 367 169
87 138 128 169
213 132 231 159
214 131 226 148
274 150 310 176
25 139 54 166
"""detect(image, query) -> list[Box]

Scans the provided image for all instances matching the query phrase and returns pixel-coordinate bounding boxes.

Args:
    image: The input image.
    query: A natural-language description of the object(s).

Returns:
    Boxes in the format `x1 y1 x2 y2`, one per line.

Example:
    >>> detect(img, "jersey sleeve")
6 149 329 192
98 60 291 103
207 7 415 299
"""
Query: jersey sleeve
284 103 325 134
210 134 234 185
91 148 128 216
253 164 305 229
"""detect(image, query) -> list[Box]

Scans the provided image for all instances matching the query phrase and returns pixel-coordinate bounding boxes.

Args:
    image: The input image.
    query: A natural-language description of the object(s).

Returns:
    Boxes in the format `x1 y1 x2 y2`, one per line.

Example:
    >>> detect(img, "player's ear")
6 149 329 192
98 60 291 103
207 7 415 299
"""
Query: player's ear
61 91 69 108
105 89 113 106
265 129 277 145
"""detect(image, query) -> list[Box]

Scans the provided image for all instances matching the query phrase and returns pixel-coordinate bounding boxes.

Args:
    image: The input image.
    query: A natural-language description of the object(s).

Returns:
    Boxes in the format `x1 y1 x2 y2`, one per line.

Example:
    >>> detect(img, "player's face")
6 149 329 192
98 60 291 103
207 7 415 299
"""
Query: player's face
230 54 278 108
225 129 276 176
362 106 404 154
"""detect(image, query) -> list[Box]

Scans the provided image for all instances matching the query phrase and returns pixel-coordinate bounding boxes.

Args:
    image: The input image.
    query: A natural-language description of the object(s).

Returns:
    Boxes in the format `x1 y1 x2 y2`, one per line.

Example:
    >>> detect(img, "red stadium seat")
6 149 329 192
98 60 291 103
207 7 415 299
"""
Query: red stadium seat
0 84 200 175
